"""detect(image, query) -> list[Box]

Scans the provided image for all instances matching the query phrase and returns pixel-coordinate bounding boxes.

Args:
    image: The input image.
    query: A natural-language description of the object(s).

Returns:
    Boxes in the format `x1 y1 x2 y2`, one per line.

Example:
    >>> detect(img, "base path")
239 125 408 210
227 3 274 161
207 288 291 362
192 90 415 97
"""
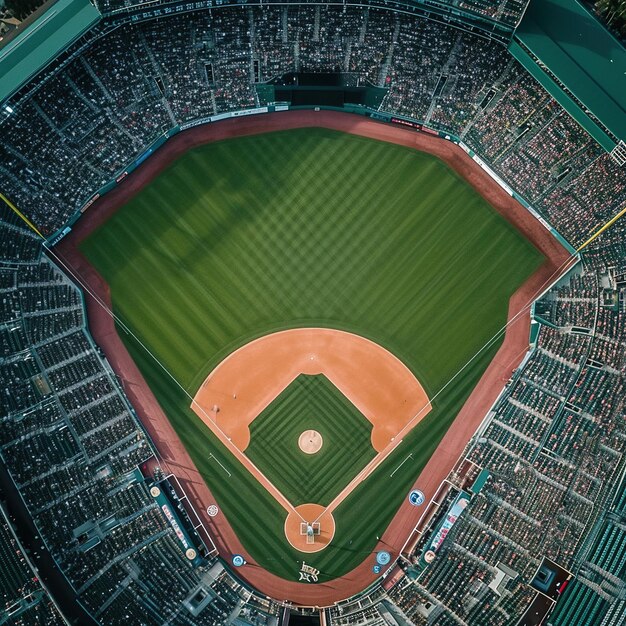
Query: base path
55 109 572 606
191 327 431 551
192 328 431 453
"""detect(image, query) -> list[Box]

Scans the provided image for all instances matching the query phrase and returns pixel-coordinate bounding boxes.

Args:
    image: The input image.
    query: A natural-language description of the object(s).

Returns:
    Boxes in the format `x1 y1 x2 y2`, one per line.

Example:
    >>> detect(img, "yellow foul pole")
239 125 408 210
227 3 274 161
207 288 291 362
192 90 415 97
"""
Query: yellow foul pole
577 203 626 253
0 192 44 239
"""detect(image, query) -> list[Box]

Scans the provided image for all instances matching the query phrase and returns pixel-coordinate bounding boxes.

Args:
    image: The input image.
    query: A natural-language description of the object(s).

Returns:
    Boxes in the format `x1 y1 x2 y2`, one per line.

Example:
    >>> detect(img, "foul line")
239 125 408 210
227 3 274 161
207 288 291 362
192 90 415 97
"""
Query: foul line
311 251 580 527
44 243 308 523
390 454 413 478
208 453 232 478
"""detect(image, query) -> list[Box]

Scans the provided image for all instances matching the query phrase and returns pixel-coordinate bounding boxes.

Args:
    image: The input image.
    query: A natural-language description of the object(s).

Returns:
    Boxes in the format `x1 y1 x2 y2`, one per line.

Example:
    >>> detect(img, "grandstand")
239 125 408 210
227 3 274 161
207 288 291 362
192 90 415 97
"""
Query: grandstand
0 502 65 624
0 0 625 624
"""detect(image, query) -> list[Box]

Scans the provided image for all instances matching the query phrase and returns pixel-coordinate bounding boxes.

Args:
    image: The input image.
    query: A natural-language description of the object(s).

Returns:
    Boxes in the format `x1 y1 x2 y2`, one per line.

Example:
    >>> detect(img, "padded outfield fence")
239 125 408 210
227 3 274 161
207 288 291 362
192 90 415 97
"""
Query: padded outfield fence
48 105 578 260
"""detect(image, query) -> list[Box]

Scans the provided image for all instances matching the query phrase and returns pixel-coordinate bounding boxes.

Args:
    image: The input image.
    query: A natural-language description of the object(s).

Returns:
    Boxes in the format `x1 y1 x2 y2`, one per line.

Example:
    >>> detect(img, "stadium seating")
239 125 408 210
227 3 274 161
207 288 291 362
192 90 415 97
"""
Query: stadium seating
0 209 288 622
0 5 624 252
0 504 64 624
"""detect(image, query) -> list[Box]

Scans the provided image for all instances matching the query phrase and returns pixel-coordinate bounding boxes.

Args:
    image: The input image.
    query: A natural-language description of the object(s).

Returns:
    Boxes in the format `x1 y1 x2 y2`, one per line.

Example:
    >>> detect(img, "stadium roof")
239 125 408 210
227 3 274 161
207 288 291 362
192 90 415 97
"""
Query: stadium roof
0 0 100 105
511 0 626 152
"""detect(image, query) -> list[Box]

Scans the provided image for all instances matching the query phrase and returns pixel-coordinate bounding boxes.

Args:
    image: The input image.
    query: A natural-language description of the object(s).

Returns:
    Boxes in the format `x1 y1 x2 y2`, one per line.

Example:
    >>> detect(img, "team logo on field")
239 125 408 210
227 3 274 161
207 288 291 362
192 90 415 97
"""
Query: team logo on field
409 489 425 506
298 562 320 582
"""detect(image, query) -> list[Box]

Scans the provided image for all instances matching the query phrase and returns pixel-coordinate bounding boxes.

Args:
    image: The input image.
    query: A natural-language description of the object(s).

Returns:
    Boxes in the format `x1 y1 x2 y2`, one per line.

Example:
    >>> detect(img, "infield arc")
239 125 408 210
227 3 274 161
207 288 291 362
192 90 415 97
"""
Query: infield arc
191 327 431 453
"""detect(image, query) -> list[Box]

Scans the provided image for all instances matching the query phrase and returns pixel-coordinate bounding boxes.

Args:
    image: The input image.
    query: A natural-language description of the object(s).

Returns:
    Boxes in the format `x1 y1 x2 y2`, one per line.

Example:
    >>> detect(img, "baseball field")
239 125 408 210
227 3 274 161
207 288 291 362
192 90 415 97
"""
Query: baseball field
80 127 544 581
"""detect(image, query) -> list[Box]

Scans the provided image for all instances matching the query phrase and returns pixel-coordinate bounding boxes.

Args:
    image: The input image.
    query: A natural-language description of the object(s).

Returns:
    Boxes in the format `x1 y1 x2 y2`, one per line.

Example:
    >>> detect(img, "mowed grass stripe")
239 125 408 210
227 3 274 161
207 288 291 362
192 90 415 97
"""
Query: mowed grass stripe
246 375 375 506
82 128 544 581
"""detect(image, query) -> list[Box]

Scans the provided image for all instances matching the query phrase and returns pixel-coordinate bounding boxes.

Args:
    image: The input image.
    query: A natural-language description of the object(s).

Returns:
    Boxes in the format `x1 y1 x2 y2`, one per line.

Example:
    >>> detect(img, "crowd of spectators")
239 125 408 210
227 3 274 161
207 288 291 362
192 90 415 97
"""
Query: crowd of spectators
0 4 624 252
378 264 626 625
0 212 287 624
0 504 63 625
534 272 598 330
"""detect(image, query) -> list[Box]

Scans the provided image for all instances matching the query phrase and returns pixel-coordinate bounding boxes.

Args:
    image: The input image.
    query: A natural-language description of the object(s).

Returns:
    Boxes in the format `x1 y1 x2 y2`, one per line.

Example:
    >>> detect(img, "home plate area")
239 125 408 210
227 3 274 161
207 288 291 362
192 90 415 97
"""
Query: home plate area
191 328 432 552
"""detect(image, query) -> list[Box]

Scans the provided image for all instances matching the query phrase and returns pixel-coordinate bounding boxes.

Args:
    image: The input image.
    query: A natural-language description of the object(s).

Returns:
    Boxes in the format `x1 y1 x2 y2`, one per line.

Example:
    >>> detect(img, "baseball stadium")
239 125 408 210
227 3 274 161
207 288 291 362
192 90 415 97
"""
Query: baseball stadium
0 0 625 625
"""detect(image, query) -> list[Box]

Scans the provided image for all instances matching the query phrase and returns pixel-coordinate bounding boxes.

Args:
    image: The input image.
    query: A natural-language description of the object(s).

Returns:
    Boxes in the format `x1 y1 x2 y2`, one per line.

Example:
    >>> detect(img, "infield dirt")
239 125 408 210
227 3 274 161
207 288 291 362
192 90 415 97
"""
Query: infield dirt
192 328 431 454
191 327 431 550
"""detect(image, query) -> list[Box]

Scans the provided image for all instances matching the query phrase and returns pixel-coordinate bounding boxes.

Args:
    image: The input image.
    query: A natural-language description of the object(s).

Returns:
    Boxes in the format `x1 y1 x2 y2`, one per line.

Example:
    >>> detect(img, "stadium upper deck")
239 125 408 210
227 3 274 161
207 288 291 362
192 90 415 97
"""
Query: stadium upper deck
511 0 626 152
0 0 100 105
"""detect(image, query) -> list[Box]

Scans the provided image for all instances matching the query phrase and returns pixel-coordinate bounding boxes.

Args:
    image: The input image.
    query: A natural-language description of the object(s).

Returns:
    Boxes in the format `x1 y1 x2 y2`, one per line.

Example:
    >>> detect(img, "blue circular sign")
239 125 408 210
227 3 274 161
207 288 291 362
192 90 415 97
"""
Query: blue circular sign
409 489 425 506
232 554 245 567
372 565 381 574
376 551 391 565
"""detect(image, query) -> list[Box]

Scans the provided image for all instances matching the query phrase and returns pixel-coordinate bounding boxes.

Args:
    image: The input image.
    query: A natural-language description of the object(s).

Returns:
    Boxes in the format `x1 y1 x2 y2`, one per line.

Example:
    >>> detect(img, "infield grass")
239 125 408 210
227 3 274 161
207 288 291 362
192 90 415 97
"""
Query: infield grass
246 374 376 506
81 127 544 581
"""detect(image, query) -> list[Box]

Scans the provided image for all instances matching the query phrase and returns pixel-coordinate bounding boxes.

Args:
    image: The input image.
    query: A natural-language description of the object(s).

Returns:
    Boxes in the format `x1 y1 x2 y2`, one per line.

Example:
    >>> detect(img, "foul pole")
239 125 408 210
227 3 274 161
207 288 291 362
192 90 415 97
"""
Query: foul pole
0 192 44 239
577 203 626 253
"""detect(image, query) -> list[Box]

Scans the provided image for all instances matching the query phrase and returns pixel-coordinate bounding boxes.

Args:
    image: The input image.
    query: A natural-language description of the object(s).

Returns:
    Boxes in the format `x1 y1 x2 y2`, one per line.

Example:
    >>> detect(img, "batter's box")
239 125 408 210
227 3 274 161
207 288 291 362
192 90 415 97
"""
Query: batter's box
300 522 321 544
300 522 320 534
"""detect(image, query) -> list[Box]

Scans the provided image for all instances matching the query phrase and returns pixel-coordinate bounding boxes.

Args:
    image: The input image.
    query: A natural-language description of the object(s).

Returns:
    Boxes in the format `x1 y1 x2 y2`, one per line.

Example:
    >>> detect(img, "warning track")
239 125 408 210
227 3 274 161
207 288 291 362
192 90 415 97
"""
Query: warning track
56 110 570 605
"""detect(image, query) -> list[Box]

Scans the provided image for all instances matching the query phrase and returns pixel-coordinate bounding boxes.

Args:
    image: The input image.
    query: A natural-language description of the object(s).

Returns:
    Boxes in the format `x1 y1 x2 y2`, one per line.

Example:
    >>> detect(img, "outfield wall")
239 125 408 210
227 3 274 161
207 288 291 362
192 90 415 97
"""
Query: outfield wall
49 105 577 259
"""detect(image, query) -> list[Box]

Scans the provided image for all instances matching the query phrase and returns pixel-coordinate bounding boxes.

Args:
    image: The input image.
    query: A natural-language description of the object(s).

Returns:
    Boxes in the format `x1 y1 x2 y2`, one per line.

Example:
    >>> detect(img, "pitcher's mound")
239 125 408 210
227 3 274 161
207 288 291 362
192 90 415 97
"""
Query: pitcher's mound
299 430 323 454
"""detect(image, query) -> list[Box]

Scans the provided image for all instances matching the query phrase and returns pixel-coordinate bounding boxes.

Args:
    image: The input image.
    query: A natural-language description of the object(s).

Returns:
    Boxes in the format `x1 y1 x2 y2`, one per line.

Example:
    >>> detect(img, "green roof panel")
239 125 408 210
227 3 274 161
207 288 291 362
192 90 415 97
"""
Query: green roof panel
0 0 101 104
513 0 626 149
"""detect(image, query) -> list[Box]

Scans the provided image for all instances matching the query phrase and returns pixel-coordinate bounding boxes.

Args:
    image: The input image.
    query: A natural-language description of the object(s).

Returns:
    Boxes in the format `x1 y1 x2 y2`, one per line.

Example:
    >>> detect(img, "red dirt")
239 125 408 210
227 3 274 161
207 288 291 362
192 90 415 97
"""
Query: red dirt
55 110 572 606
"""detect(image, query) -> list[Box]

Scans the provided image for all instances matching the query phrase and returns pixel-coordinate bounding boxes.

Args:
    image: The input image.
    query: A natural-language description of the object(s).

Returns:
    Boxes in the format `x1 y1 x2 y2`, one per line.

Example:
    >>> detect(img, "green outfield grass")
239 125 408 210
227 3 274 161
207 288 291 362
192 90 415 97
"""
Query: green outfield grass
246 374 376 506
81 127 544 582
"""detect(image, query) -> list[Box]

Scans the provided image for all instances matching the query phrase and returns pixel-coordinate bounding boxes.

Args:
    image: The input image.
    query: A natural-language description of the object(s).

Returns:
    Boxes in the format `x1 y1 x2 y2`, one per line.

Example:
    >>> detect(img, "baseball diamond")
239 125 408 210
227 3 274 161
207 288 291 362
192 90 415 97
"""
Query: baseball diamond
79 126 544 581
228 373 377 508
191 327 433 548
